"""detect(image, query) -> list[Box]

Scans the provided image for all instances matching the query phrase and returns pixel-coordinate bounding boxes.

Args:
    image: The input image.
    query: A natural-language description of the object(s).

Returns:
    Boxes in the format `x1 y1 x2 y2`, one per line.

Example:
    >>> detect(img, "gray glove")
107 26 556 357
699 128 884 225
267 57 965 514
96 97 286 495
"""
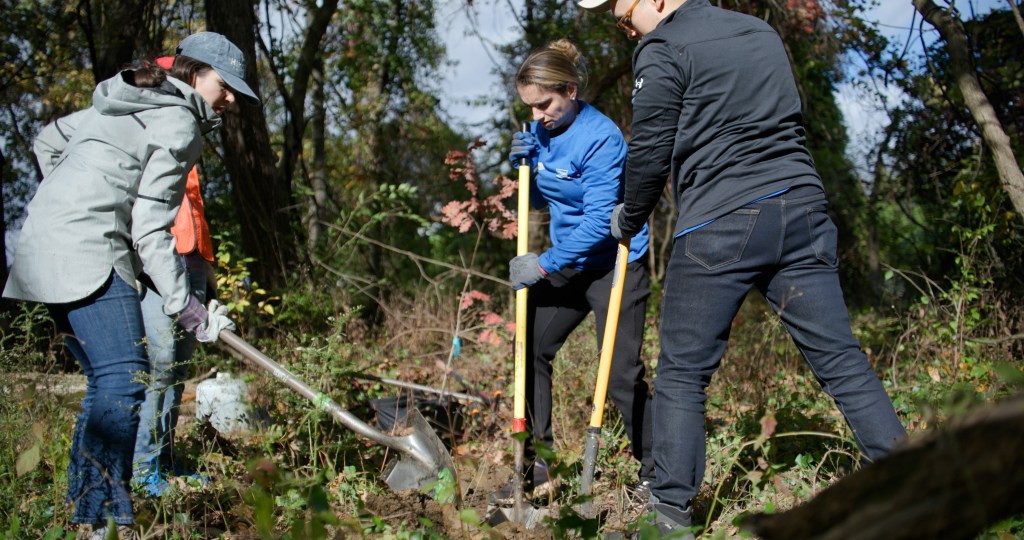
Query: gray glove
178 297 237 343
509 253 545 290
610 203 628 240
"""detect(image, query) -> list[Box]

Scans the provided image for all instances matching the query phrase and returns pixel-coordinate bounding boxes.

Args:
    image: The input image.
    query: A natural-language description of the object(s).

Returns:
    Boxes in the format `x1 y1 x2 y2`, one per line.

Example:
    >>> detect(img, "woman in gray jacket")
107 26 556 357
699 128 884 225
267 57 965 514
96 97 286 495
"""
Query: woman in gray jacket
4 32 256 535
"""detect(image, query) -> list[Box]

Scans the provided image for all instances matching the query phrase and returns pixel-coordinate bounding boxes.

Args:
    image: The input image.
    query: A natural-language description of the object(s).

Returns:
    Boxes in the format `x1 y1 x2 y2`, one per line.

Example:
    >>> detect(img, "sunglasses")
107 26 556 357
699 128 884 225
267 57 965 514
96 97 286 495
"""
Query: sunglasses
616 0 643 35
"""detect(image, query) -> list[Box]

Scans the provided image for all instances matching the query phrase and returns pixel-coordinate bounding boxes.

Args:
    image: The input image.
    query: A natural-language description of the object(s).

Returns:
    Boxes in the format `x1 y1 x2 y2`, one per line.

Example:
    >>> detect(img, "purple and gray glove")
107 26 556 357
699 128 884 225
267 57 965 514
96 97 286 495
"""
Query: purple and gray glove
177 295 237 343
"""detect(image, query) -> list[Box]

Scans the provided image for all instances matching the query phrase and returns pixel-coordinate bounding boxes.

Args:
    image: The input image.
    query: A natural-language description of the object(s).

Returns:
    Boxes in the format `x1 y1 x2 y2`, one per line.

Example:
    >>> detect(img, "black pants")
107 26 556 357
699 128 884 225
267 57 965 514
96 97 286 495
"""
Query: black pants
525 260 654 480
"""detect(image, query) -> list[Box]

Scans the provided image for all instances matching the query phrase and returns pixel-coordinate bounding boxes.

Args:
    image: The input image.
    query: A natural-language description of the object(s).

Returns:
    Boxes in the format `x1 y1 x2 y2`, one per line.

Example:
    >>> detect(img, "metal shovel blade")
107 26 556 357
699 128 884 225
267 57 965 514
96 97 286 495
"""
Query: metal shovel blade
382 407 456 491
219 330 455 492
486 501 549 530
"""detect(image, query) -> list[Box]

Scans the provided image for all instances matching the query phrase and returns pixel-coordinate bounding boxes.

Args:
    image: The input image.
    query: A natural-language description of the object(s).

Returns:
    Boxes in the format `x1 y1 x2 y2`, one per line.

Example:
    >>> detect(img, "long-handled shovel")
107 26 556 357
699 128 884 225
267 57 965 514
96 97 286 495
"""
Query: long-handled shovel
511 122 533 522
219 330 455 492
580 238 631 517
485 123 547 529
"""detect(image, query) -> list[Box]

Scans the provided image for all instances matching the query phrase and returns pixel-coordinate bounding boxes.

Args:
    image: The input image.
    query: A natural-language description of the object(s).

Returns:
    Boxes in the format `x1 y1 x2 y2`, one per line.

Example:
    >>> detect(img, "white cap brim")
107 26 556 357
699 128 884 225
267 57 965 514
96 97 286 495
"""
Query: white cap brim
577 0 612 12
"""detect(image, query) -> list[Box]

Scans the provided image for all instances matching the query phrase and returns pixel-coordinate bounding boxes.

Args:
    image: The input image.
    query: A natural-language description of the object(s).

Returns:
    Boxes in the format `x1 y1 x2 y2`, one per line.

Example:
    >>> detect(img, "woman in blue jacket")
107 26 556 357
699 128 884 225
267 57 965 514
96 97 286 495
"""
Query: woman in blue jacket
501 39 654 503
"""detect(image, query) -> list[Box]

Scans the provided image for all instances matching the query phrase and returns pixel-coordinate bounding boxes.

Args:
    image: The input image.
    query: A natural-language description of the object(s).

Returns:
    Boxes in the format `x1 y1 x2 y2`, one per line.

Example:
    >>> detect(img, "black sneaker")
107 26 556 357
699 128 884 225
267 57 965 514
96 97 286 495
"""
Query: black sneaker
489 459 559 505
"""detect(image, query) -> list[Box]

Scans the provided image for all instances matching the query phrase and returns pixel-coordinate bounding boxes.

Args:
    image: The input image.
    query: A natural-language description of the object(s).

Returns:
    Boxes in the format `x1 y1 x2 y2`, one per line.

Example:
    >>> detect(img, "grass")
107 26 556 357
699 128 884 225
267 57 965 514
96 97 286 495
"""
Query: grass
1 284 1022 539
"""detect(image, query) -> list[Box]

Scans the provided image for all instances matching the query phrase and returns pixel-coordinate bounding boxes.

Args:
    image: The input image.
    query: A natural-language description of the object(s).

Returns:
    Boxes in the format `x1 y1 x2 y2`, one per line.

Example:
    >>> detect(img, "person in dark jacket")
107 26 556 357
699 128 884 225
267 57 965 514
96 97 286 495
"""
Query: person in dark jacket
577 0 907 534
6 32 255 538
499 39 655 504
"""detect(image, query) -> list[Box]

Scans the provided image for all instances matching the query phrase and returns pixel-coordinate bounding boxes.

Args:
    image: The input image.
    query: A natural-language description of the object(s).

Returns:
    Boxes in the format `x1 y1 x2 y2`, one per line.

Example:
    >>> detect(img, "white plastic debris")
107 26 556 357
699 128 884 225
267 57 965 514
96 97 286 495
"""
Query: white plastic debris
195 373 252 434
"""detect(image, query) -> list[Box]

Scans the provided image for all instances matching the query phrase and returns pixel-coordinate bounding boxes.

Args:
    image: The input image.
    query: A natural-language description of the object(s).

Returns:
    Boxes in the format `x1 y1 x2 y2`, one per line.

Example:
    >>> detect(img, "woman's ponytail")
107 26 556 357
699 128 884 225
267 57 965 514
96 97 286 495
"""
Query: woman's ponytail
131 61 168 88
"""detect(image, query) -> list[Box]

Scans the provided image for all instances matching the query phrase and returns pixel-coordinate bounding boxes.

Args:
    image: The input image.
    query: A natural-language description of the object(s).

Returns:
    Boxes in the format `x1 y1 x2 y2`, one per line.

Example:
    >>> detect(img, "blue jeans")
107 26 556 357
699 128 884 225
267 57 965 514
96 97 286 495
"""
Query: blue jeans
49 273 148 526
651 187 906 510
134 252 207 475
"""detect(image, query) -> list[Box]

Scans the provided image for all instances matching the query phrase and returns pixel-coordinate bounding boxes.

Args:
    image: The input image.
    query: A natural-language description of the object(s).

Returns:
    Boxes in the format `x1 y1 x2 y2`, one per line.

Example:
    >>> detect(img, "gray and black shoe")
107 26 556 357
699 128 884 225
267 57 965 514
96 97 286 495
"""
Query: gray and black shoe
624 479 654 516
648 501 696 539
606 498 696 540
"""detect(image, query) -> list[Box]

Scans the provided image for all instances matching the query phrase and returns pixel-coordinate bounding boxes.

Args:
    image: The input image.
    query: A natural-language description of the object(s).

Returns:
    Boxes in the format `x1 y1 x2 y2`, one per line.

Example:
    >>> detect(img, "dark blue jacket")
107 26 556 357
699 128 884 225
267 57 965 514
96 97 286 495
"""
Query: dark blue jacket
619 0 824 237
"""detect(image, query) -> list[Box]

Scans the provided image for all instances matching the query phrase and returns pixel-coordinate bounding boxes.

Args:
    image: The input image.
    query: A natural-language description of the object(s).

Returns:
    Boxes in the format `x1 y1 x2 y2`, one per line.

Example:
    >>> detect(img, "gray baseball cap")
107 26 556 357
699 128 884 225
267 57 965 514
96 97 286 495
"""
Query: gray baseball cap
176 32 259 101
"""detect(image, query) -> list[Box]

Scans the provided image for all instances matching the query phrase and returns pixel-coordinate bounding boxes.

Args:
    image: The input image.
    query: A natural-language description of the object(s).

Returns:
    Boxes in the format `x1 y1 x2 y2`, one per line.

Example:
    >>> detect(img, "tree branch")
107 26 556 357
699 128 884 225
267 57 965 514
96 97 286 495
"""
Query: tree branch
321 222 510 286
913 0 1024 218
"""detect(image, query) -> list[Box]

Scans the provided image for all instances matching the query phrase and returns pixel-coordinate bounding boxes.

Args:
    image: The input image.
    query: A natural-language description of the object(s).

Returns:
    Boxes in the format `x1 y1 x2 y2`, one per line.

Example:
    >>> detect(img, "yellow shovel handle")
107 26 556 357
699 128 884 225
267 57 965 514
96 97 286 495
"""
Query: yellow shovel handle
588 238 631 428
513 125 530 432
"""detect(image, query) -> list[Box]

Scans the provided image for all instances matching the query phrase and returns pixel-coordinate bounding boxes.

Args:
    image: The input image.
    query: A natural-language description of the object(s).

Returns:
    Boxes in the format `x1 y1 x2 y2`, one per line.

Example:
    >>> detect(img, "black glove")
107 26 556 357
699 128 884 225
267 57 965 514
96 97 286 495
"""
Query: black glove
509 253 545 290
610 203 629 240
509 131 538 169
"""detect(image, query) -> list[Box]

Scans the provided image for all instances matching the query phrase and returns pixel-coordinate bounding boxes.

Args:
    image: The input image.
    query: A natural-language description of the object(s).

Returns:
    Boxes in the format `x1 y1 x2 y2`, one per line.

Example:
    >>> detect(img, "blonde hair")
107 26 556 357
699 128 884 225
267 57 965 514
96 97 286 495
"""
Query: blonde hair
515 39 587 94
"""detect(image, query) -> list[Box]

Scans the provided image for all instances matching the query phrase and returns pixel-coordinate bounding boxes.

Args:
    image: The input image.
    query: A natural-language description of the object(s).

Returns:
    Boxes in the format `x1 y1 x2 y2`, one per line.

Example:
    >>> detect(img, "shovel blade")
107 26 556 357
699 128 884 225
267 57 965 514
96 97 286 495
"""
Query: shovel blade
486 504 549 529
383 407 456 491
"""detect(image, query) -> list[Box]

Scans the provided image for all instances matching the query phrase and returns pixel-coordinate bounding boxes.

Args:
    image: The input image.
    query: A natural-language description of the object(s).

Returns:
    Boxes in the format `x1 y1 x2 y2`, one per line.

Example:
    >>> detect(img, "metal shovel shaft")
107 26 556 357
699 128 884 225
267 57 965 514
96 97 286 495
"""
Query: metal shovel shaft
219 330 443 469
356 374 486 404
580 238 631 516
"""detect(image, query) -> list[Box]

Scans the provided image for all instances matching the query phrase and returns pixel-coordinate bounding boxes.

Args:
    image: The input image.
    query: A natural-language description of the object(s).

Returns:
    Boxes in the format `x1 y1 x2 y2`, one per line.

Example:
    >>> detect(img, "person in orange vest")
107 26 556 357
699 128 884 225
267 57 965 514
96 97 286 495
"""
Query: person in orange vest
131 54 221 496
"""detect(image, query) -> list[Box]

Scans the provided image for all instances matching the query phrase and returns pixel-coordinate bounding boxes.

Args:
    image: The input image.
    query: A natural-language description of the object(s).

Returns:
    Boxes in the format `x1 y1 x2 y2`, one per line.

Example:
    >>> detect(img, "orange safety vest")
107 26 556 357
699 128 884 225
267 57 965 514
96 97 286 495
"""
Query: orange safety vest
155 56 214 262
171 166 215 262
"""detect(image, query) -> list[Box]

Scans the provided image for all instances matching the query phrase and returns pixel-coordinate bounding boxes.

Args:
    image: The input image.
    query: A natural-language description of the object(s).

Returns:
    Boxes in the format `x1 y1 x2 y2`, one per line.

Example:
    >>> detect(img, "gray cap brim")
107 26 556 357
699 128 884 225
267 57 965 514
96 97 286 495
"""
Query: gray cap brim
212 67 259 102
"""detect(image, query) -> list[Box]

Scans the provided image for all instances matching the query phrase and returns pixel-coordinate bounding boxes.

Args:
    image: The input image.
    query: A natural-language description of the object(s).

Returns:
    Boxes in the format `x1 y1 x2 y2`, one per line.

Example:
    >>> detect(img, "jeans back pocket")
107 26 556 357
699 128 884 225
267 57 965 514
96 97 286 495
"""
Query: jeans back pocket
684 208 759 270
806 205 838 267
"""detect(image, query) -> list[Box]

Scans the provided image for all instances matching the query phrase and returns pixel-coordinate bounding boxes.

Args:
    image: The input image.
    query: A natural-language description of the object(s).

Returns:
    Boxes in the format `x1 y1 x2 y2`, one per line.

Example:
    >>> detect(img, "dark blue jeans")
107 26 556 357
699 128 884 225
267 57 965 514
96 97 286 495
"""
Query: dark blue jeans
651 188 906 510
49 273 147 526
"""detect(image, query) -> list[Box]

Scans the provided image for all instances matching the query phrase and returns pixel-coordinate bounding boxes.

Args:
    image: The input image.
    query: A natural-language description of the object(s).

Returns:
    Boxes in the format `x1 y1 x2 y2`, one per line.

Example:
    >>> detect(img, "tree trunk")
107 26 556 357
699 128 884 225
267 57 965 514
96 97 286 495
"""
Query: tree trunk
277 0 339 198
1 148 8 288
1007 0 1024 38
305 58 329 260
360 0 405 307
580 61 631 103
914 0 1024 218
740 394 1024 540
866 128 896 303
77 0 164 81
205 0 296 289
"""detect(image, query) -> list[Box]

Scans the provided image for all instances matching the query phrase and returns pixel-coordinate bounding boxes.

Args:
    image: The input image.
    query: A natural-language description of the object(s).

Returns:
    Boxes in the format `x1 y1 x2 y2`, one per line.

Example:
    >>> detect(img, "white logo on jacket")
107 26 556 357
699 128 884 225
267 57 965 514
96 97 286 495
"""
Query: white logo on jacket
632 77 644 104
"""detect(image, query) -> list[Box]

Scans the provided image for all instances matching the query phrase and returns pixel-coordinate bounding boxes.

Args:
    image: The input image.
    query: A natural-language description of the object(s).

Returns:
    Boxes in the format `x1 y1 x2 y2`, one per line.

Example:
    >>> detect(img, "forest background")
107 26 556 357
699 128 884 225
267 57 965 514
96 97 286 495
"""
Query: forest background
1 0 1022 538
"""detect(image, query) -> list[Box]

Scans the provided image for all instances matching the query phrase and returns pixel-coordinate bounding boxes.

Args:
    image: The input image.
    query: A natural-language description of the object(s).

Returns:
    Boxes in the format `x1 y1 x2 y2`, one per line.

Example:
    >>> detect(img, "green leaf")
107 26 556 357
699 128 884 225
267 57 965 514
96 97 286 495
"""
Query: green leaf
458 508 483 526
16 444 40 477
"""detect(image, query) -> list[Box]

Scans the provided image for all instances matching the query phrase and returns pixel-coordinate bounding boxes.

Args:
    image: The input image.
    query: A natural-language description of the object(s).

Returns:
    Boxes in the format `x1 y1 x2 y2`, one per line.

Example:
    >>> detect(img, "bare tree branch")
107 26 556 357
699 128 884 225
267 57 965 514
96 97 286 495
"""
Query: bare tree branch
914 0 1024 218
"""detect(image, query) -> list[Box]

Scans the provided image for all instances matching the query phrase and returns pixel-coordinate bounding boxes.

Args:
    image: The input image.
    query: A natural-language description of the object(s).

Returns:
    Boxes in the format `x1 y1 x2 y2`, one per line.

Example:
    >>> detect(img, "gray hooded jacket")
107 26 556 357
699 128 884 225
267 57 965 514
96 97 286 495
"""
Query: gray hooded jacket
4 70 220 316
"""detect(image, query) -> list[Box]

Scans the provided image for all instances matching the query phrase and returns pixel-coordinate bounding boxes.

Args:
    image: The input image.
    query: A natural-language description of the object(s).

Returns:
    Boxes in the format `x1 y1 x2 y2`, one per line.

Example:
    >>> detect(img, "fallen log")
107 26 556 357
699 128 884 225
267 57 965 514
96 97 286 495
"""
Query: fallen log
740 393 1024 540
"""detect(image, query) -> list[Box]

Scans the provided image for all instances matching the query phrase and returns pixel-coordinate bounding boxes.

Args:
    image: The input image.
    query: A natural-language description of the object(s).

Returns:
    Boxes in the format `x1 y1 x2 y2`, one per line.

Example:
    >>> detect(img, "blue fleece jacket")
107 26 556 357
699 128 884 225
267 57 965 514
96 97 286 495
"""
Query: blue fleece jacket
530 101 650 273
